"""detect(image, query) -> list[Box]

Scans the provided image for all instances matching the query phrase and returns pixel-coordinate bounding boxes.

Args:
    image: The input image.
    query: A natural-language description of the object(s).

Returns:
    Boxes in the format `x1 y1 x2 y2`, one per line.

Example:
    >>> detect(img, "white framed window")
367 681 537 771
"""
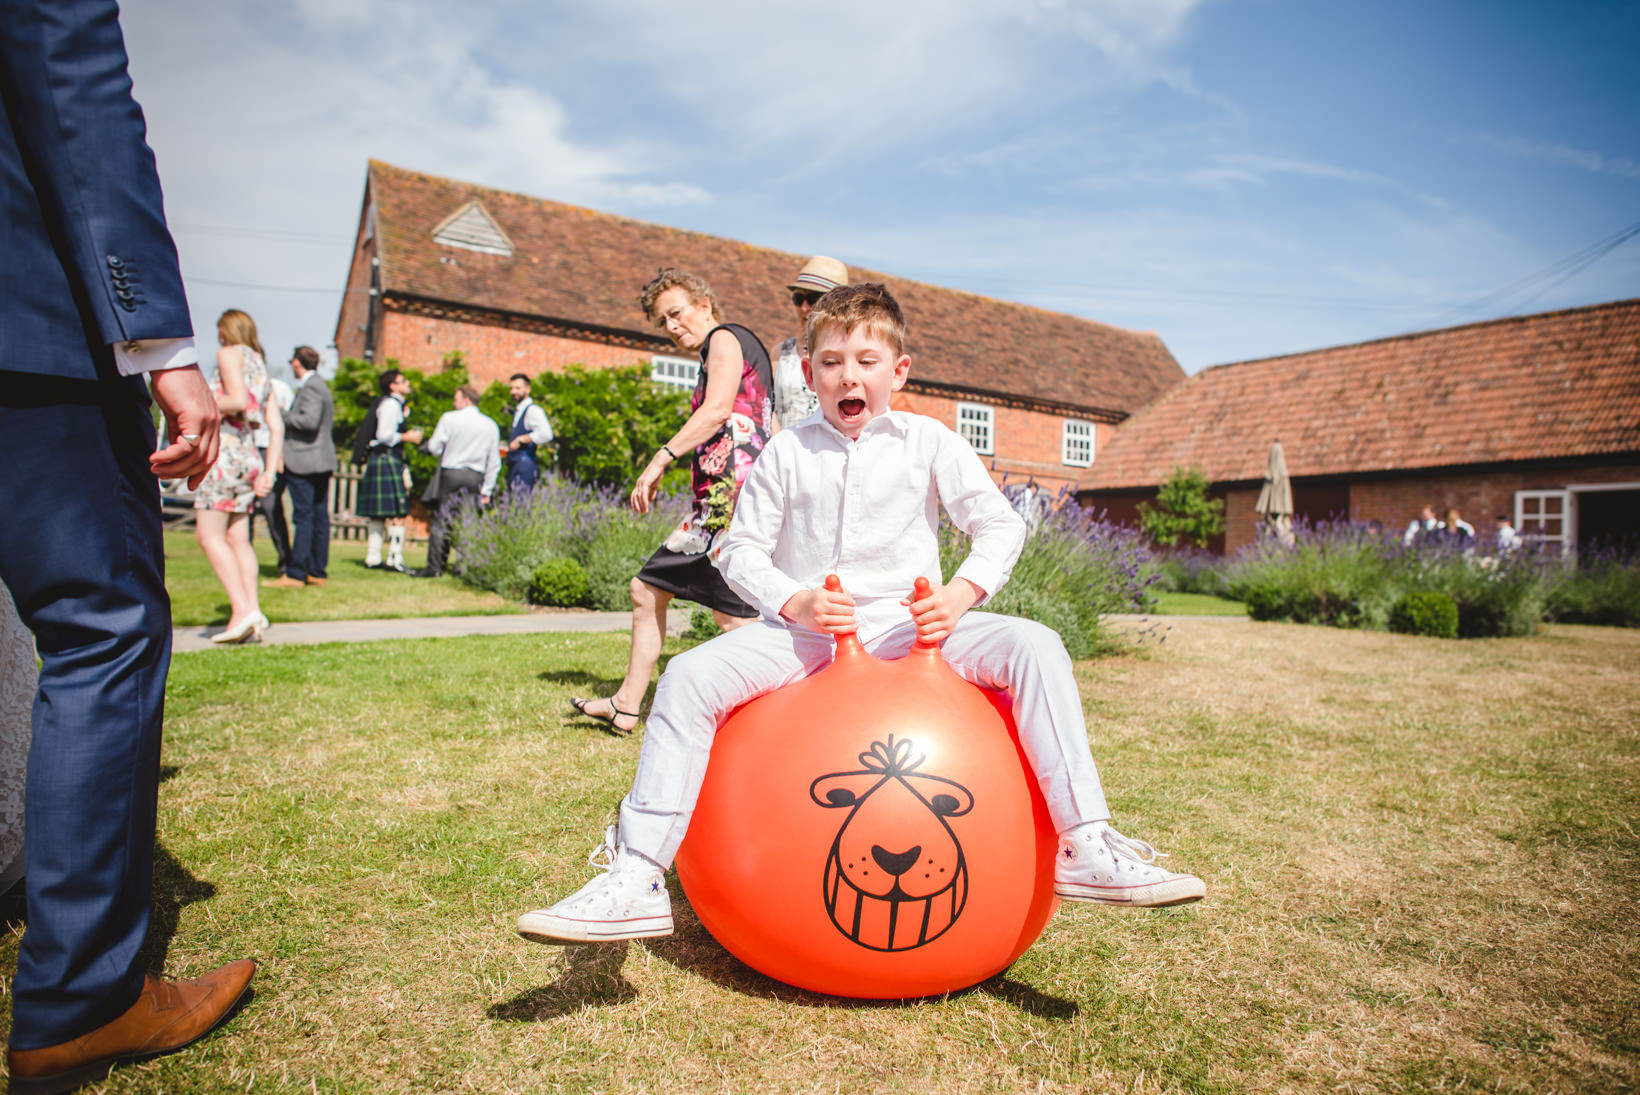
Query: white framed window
650 354 699 389
957 402 994 455
1062 419 1094 466
1516 489 1572 556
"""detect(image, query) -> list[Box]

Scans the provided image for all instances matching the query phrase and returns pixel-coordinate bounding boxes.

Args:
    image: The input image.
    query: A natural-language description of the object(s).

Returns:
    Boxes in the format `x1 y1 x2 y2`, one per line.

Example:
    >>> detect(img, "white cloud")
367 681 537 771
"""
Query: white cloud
1469 133 1640 181
117 0 710 367
551 0 1210 157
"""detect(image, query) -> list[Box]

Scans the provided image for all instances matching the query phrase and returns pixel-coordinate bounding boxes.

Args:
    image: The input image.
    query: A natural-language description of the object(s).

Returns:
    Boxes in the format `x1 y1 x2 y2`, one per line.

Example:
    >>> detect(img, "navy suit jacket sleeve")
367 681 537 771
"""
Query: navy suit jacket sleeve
0 0 190 380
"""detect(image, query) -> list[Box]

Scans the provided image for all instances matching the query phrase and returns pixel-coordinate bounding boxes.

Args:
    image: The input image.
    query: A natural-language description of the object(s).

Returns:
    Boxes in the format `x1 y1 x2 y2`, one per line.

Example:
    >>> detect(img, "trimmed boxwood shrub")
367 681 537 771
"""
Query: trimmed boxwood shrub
529 557 589 606
1389 591 1459 638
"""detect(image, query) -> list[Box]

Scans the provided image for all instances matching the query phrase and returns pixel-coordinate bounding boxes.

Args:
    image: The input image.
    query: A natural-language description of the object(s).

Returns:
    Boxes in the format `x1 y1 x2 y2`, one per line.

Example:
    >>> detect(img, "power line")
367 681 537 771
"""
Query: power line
171 222 349 245
1440 216 1640 322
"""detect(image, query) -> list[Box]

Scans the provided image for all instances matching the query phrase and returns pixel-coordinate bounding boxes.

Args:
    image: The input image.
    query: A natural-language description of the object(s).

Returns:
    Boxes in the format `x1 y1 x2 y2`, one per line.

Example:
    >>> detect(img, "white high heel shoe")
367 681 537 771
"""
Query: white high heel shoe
211 612 269 645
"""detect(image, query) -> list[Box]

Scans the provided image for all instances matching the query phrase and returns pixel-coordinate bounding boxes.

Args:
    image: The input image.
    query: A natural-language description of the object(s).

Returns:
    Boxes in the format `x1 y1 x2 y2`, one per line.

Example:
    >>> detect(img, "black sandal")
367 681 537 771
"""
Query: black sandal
570 696 641 735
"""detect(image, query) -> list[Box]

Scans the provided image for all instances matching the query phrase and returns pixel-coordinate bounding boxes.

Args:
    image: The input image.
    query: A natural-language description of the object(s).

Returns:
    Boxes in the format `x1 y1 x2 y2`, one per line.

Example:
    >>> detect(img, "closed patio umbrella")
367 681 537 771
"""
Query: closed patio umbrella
1255 441 1294 547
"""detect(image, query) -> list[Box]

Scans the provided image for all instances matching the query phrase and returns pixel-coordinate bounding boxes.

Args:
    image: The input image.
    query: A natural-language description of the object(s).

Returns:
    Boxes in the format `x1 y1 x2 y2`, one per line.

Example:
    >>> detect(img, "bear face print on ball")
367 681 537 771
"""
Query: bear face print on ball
674 579 1059 999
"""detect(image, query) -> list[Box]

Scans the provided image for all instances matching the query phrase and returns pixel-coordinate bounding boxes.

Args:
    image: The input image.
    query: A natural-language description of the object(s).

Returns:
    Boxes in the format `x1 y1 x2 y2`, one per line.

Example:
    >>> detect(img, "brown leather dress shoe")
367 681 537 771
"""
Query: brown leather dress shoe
260 575 306 590
7 960 255 1095
303 575 327 585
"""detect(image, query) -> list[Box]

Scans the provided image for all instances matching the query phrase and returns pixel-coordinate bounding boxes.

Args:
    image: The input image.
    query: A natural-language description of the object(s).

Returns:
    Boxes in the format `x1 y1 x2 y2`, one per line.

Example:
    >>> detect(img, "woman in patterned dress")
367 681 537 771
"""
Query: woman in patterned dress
570 269 773 734
193 309 283 644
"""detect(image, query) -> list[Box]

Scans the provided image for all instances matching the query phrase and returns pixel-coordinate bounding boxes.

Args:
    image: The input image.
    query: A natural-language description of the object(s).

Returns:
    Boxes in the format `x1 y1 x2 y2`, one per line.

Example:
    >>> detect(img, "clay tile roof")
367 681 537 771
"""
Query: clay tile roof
367 160 1184 415
1081 298 1640 490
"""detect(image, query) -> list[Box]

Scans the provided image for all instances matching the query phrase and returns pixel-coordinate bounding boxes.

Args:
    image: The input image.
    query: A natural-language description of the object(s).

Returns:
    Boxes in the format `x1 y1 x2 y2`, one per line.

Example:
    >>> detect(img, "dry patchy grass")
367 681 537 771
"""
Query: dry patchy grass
2 622 1635 1093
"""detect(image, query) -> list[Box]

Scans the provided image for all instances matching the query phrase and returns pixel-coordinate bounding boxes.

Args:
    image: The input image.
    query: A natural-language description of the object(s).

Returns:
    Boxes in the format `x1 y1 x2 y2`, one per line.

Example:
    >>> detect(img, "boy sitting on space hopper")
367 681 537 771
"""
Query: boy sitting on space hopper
517 283 1204 944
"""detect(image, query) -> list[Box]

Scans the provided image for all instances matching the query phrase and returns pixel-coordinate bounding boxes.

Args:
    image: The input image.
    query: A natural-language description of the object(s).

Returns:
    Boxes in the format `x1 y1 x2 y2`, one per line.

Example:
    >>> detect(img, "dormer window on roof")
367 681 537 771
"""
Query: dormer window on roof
431 200 514 257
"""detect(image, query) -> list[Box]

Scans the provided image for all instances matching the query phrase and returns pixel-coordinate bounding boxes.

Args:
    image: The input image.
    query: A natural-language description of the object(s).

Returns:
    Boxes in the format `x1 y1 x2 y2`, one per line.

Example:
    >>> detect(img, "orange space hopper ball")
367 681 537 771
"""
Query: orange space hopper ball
673 577 1059 999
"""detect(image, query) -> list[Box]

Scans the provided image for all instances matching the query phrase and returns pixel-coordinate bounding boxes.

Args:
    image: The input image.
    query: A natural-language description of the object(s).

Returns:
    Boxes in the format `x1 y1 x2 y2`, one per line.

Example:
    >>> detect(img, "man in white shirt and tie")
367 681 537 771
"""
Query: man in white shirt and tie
413 385 501 578
505 372 553 491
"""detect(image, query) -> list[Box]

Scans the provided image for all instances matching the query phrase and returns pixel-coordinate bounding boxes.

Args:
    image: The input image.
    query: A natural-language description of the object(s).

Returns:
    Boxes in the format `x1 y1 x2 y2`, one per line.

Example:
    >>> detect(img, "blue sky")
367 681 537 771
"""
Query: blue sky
122 0 1638 378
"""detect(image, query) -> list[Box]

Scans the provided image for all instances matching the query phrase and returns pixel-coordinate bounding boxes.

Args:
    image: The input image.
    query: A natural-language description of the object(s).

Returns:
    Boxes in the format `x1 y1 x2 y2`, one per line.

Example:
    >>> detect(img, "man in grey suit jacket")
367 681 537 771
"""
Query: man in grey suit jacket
278 345 337 586
1 0 255 1088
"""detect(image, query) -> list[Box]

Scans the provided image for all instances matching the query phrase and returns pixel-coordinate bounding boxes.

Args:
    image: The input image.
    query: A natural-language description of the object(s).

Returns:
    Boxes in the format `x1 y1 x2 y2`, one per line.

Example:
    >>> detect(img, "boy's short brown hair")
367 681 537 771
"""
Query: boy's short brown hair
638 268 725 326
805 282 907 358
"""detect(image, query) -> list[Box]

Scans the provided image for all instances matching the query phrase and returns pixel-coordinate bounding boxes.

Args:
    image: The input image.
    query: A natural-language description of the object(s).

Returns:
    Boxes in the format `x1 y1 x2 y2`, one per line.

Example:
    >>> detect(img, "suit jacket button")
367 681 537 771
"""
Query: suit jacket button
107 254 124 268
119 298 136 311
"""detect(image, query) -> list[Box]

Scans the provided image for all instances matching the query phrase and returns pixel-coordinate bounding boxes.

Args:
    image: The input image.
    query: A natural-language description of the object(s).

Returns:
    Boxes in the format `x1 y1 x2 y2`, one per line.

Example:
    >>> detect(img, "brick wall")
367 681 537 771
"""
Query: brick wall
376 311 651 384
1349 463 1636 530
1192 460 1640 553
895 390 1102 493
1348 461 1640 545
1223 488 1260 552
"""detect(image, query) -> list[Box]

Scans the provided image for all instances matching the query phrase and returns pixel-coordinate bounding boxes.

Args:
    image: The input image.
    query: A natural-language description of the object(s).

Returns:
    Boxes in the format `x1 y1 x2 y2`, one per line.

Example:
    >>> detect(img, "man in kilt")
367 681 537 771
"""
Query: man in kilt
358 369 423 571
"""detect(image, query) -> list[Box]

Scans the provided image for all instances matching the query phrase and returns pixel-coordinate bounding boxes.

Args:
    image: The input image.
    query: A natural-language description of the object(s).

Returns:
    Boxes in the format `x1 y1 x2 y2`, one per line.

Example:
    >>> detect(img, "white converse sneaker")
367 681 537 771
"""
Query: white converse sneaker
516 827 674 944
1054 821 1206 908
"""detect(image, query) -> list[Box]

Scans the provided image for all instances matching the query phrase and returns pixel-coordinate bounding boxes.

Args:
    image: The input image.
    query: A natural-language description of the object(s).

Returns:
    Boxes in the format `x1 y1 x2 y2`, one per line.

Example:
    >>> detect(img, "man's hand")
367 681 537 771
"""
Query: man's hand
252 470 274 498
902 577 981 644
149 365 221 488
781 576 856 635
402 428 424 445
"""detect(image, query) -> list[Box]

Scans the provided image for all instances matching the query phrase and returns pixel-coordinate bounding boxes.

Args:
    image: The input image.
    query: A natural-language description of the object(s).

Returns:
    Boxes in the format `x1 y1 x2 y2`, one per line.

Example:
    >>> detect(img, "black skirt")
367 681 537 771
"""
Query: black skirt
636 544 758 618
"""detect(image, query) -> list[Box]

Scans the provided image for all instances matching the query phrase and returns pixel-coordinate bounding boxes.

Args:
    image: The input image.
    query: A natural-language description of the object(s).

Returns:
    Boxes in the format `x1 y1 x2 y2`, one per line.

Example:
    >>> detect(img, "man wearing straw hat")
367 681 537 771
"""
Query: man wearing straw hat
772 256 849 429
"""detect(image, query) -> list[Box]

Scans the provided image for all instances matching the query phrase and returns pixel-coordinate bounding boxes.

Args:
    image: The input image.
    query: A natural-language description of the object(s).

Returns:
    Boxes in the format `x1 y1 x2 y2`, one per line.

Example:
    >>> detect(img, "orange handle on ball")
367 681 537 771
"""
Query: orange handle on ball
825 574 866 659
910 576 941 654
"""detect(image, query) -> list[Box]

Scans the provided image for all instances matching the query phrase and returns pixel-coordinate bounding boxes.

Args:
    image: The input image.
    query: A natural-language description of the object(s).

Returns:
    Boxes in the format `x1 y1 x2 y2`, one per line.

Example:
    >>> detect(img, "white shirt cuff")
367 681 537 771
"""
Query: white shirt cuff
114 337 199 376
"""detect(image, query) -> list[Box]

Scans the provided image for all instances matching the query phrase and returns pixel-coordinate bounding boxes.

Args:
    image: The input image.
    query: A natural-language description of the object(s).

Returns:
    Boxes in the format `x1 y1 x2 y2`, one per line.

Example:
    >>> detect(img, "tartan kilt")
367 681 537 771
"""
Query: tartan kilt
356 450 408 517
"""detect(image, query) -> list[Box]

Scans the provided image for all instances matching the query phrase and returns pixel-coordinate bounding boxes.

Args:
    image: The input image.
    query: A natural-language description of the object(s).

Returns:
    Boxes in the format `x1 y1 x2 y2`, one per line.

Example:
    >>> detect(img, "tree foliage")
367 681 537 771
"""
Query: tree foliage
331 354 692 495
1137 465 1226 549
500 362 692 491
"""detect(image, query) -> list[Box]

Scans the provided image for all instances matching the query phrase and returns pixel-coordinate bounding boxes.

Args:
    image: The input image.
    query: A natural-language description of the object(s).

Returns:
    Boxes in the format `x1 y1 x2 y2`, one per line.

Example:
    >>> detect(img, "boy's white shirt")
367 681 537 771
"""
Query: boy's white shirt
716 409 1026 643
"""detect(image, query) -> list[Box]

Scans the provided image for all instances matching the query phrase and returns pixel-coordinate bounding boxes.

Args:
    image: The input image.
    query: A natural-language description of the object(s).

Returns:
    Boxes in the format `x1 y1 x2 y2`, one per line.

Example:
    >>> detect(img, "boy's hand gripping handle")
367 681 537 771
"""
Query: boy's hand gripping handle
826 575 866 658
910 577 941 654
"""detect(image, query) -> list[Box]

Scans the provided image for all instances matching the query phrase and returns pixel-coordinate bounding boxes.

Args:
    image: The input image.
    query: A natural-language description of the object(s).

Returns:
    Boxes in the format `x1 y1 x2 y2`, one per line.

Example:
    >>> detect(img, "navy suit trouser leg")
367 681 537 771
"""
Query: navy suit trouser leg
283 472 330 582
506 456 538 493
258 470 291 569
0 372 168 1049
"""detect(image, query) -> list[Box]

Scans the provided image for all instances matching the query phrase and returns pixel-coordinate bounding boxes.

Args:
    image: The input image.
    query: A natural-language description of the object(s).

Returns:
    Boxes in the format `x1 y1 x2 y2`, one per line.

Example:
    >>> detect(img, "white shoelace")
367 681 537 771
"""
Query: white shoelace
587 825 620 872
1102 826 1169 865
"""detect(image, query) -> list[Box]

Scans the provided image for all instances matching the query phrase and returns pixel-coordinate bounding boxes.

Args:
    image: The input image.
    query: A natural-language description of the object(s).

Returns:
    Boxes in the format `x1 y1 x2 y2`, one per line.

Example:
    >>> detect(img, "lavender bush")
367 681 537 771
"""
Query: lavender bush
1544 543 1640 628
447 475 684 604
941 488 1159 658
1153 546 1229 597
1223 518 1552 637
1223 519 1395 629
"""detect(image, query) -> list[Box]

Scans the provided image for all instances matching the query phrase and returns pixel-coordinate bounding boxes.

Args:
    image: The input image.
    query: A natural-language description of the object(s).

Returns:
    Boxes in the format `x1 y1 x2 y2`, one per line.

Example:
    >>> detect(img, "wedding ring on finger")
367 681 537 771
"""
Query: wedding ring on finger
180 433 201 447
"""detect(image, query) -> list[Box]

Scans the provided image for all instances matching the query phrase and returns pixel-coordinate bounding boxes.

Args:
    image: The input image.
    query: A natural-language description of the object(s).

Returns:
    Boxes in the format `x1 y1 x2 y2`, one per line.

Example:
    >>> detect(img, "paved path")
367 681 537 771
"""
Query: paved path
172 610 690 653
173 610 1242 653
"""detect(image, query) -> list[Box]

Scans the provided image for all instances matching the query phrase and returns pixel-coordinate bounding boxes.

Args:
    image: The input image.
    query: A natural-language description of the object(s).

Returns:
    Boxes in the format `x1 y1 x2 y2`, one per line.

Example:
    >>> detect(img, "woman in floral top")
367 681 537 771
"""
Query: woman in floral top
569 270 772 734
193 308 283 644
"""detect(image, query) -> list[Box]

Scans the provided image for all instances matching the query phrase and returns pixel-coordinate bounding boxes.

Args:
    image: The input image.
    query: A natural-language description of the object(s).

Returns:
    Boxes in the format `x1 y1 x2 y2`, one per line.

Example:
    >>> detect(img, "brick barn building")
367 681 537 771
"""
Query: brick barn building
1078 298 1640 555
335 161 1185 493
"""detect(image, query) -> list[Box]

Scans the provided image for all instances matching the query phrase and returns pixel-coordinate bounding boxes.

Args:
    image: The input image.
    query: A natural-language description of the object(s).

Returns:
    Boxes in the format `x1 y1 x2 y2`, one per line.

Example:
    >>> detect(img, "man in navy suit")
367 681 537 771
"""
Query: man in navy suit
1 1 255 1090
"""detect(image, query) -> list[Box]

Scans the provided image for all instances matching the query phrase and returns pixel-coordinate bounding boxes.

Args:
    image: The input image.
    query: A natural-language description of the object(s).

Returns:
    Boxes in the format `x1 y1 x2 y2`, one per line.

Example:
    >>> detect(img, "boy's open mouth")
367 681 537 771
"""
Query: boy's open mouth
838 398 866 417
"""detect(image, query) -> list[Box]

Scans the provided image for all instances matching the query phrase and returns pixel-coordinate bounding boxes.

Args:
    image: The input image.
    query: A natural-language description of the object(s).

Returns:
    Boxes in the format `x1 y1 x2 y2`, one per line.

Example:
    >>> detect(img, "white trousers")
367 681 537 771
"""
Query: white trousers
618 612 1112 868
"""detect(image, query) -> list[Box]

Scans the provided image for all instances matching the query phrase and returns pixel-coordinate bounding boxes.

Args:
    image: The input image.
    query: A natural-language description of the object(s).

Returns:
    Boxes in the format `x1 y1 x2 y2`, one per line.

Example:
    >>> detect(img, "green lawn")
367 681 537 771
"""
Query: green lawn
163 530 524 626
1151 591 1248 616
4 621 1634 1092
